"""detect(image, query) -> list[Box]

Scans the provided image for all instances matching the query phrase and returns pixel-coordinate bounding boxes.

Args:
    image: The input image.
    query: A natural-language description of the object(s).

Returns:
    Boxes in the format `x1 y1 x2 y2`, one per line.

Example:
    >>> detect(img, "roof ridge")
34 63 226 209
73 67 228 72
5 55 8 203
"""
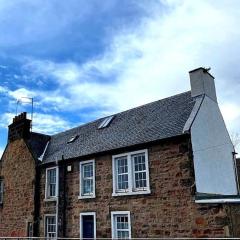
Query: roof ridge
51 90 191 137
31 132 50 137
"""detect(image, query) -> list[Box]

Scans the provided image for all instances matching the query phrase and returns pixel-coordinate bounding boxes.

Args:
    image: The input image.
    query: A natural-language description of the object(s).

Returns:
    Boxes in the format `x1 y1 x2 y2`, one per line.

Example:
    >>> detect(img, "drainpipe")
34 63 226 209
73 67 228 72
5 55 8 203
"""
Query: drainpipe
62 154 67 237
33 164 40 237
232 152 240 194
56 159 59 239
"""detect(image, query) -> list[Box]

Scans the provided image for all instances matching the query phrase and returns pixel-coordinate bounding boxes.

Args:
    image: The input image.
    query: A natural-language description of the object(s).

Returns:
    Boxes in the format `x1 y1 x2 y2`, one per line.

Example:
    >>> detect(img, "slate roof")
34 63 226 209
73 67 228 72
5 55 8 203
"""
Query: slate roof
41 91 196 164
27 132 50 159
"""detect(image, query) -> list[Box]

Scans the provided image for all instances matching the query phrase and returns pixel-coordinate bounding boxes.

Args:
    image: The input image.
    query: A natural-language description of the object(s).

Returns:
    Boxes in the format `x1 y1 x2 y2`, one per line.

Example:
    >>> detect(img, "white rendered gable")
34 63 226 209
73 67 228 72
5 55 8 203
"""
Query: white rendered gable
190 95 238 195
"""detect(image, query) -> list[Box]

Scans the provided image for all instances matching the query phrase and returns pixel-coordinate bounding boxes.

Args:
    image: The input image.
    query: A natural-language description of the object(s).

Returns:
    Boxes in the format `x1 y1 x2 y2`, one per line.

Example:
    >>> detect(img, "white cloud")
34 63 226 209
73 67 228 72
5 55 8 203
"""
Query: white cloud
8 88 36 100
220 103 240 124
0 112 14 128
220 103 240 133
23 0 240 115
0 112 72 135
0 84 70 113
23 59 120 112
0 86 8 93
2 0 240 137
32 113 73 134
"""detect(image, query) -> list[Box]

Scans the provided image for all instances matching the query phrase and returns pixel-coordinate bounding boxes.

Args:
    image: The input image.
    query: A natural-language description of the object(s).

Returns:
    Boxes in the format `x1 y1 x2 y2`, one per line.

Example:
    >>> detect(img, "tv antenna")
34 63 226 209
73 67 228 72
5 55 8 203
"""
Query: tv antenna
16 97 34 131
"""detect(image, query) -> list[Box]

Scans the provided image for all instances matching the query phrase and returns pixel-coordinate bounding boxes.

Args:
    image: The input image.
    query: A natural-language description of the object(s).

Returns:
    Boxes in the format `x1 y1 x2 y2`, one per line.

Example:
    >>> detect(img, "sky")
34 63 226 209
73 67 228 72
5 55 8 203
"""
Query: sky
1 0 240 158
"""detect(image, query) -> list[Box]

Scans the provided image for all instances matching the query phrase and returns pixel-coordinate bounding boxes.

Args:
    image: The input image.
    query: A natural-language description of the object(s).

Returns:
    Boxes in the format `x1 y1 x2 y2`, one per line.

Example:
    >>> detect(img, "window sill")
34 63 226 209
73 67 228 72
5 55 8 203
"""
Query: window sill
78 194 96 200
44 197 57 202
112 190 151 197
195 198 240 203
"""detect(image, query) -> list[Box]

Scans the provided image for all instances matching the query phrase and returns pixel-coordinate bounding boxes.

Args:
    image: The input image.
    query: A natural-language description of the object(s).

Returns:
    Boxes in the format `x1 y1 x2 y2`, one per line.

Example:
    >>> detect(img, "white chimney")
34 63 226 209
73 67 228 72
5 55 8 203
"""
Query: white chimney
189 67 217 102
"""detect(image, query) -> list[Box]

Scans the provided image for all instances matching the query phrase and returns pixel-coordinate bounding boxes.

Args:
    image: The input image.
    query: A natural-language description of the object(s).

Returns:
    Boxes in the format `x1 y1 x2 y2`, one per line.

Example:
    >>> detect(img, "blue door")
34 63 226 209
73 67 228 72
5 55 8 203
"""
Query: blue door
82 215 94 239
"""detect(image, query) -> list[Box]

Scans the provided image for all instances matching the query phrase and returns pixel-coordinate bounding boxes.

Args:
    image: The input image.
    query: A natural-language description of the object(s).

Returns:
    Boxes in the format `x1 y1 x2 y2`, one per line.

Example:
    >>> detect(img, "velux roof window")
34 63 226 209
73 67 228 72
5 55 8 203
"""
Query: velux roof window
98 116 114 129
67 135 79 144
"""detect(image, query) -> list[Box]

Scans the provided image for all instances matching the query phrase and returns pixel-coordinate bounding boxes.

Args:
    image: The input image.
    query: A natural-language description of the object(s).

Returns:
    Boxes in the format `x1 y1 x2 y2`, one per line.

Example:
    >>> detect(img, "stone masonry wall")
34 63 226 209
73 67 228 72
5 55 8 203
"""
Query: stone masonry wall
39 136 232 238
0 139 36 237
228 159 240 237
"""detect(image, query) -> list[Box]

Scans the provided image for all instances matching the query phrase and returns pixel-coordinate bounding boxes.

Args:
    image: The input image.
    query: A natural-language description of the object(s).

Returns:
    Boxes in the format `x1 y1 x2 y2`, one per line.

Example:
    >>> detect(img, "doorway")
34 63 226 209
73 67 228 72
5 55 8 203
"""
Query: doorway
80 212 96 239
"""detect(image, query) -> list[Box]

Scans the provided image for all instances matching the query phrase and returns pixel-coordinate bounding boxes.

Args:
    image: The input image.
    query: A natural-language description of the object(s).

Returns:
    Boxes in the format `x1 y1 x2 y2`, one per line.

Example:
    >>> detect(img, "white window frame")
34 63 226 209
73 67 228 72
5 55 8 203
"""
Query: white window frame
45 166 59 200
44 214 57 239
0 179 3 204
79 160 96 199
80 212 96 239
27 221 33 237
112 149 150 196
111 211 131 239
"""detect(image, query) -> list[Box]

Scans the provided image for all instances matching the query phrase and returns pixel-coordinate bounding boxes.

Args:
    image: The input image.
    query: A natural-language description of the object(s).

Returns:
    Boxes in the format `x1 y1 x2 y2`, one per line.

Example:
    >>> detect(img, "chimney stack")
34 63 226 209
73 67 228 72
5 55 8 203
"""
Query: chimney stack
189 67 217 102
8 112 31 142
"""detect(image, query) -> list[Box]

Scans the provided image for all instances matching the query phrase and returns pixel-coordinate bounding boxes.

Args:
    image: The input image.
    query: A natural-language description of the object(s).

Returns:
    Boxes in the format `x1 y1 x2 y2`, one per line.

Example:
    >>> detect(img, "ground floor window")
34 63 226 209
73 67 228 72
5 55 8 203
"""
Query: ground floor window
45 215 57 239
80 212 96 239
27 222 33 237
111 211 131 239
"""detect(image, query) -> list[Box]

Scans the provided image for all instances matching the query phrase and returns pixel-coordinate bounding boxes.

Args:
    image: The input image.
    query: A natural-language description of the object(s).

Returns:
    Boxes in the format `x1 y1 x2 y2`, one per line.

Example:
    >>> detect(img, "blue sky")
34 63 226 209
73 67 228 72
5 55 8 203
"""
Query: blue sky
1 0 240 157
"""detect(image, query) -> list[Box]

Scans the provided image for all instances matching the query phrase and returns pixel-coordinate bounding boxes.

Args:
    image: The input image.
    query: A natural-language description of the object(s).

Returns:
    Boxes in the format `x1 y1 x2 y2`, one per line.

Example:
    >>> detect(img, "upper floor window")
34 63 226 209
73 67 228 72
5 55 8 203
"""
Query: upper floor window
111 211 131 239
112 149 150 196
0 179 3 204
45 215 57 239
79 160 95 199
45 167 58 199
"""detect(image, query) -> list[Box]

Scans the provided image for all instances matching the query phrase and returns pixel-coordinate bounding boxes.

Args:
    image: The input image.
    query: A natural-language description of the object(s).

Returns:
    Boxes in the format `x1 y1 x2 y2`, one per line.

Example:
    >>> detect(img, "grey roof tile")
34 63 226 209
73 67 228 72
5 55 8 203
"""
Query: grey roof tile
27 132 50 159
41 91 196 164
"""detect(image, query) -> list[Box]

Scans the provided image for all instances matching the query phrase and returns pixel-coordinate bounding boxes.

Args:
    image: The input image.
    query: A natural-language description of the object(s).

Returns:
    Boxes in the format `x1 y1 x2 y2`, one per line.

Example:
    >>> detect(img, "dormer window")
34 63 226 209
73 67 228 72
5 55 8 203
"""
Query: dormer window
98 116 114 129
67 135 79 144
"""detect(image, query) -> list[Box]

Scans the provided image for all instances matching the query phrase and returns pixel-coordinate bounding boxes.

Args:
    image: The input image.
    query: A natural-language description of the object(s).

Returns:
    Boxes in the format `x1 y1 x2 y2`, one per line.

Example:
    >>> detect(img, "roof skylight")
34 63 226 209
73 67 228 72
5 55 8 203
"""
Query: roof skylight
67 135 79 144
98 115 114 129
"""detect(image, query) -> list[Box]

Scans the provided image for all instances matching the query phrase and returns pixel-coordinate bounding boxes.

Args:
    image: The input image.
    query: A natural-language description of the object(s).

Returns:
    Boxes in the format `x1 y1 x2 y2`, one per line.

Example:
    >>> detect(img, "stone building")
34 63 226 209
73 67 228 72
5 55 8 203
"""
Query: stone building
0 67 240 238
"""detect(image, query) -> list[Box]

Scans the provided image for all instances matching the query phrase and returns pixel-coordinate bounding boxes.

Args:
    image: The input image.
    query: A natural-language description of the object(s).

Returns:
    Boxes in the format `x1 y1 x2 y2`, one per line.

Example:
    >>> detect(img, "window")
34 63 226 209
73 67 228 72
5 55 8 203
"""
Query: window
132 153 147 189
0 179 3 204
67 135 79 144
45 215 57 239
111 211 131 239
80 212 96 239
27 222 33 237
116 156 129 190
79 160 95 199
98 115 114 129
45 167 58 199
112 149 150 196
